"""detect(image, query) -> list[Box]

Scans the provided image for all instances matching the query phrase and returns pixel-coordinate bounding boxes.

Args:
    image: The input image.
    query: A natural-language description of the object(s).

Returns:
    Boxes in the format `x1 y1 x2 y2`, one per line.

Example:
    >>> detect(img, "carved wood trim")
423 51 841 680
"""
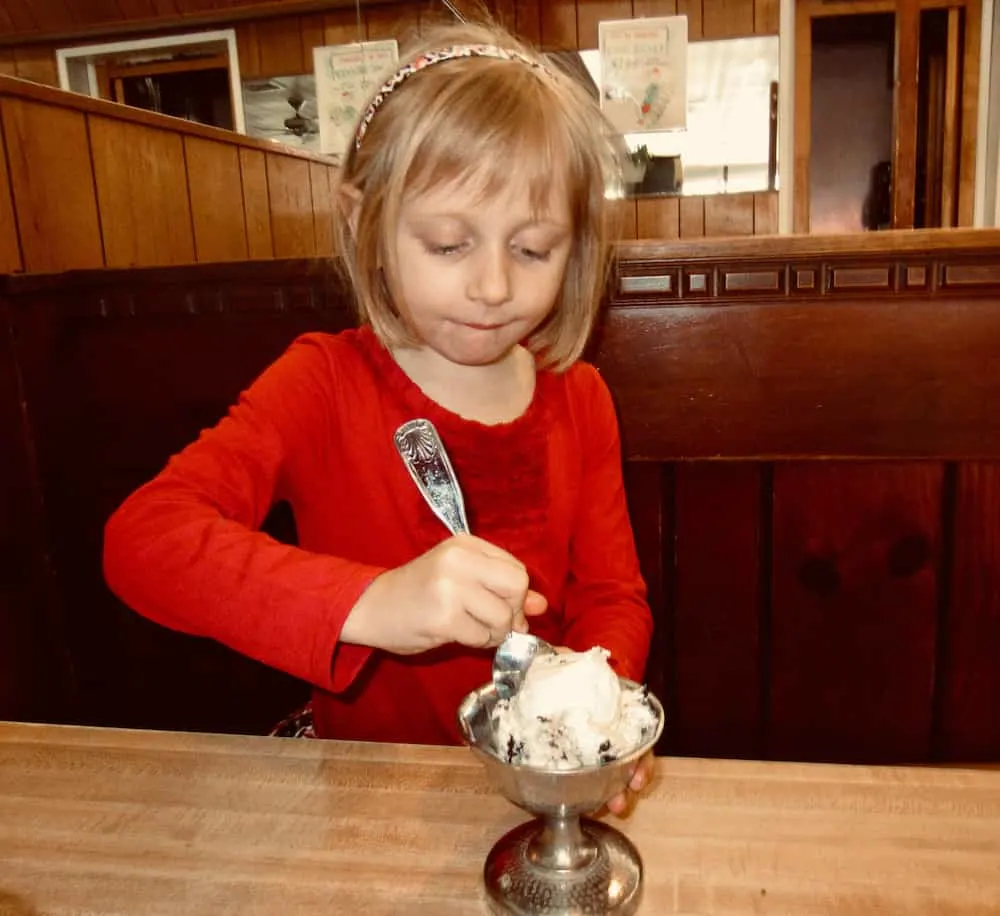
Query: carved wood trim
613 232 1000 304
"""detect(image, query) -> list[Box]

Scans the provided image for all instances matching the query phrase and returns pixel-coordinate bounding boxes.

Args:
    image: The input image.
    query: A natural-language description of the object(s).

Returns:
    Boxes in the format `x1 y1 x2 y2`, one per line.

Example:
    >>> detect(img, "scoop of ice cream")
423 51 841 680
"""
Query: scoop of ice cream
491 646 657 770
515 647 623 727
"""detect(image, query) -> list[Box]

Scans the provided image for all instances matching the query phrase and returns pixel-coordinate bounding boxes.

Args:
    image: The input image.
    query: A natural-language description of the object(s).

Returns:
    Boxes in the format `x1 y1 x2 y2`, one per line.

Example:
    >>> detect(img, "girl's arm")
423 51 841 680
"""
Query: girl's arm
559 365 655 683
103 335 382 693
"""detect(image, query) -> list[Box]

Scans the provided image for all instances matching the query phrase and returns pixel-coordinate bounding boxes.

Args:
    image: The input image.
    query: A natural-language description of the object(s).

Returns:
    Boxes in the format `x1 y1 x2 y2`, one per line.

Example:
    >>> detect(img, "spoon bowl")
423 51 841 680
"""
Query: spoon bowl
492 631 556 699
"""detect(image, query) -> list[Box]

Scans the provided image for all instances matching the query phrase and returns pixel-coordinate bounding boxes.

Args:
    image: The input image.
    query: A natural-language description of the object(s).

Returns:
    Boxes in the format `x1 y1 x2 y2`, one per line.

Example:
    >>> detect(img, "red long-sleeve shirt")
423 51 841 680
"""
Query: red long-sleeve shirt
103 327 653 745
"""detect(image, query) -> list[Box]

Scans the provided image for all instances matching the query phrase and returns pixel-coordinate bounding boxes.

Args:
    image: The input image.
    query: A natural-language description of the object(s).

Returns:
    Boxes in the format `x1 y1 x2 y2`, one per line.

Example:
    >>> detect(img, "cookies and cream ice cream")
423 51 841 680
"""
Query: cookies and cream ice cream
492 647 658 770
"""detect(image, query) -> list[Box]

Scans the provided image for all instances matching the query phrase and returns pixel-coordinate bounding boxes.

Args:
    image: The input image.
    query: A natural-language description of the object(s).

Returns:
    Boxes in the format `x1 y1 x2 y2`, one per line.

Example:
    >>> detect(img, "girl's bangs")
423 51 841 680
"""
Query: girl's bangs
401 73 584 216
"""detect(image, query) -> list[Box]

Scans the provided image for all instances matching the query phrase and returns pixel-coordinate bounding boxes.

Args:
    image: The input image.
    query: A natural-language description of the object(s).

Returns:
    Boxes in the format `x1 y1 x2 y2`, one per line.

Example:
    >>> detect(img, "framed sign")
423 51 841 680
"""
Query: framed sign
313 39 399 159
598 16 687 134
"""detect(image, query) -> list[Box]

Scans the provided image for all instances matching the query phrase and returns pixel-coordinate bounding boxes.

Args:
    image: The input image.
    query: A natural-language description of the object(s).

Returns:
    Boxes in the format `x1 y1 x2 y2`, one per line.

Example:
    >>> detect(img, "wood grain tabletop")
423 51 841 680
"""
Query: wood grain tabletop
1 722 998 914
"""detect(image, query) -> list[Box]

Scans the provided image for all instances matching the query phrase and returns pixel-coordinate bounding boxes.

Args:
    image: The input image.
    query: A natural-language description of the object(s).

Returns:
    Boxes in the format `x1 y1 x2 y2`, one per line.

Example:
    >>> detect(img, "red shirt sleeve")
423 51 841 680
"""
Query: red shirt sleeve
559 365 654 683
102 336 382 693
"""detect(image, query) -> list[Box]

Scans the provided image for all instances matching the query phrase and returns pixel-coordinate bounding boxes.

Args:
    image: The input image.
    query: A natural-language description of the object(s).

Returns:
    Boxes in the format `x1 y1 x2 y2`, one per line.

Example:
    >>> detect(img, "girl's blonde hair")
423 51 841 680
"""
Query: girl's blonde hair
333 19 624 371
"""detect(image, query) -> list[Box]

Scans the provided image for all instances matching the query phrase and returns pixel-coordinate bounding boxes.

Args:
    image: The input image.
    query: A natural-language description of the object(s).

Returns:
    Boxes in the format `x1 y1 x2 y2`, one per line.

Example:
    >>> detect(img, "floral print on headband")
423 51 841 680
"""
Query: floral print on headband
354 44 553 149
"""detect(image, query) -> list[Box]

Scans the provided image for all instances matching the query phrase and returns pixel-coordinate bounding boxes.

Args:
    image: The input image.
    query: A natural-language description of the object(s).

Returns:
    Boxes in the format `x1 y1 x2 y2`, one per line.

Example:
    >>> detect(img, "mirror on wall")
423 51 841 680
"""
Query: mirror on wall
552 35 779 198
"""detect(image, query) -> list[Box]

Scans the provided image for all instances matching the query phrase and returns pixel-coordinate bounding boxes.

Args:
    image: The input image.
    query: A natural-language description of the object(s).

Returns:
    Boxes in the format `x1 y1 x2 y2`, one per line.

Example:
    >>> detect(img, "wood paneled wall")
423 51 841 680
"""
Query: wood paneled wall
233 0 778 75
0 0 779 253
0 0 778 90
0 75 340 276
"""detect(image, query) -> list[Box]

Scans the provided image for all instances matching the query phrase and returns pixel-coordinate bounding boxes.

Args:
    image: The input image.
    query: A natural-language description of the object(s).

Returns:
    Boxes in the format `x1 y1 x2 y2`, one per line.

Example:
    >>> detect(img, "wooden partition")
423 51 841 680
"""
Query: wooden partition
607 228 1000 763
3 229 1000 765
0 75 339 276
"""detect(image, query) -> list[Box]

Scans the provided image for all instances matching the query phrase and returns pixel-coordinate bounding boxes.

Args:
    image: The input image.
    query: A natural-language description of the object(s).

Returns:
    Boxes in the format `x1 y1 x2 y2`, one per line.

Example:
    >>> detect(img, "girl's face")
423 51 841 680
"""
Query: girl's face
391 174 573 368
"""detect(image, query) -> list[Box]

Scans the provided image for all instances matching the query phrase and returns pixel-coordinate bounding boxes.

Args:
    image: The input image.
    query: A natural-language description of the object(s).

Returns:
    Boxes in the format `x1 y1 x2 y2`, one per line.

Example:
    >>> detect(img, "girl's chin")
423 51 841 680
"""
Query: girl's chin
436 332 522 366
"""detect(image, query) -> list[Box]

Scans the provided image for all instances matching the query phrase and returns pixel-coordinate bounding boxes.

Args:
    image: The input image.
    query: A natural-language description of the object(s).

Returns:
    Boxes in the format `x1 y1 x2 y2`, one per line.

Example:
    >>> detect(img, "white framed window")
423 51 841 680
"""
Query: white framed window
55 29 246 134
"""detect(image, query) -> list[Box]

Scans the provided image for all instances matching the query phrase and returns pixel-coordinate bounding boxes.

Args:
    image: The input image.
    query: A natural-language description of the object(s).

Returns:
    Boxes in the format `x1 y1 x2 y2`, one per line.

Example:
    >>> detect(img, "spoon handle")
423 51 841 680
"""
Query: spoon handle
393 418 471 537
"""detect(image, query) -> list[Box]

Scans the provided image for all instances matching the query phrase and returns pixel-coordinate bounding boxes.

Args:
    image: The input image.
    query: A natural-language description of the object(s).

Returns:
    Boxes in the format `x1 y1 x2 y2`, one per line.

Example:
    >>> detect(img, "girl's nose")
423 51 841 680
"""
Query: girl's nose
468 246 512 306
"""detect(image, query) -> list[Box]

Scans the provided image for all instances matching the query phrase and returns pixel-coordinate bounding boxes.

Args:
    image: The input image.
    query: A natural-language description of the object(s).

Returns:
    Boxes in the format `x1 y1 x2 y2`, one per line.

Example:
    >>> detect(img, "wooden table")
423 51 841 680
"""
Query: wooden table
1 722 999 914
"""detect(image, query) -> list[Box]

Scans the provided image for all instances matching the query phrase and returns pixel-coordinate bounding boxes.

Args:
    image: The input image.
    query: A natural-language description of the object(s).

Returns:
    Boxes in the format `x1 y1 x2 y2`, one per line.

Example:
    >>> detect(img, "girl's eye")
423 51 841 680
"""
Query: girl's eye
427 243 465 256
519 247 551 262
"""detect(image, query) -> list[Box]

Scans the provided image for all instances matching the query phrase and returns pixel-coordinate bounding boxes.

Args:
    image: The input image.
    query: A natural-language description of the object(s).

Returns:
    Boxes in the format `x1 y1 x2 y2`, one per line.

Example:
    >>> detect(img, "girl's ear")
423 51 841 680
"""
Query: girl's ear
338 183 363 238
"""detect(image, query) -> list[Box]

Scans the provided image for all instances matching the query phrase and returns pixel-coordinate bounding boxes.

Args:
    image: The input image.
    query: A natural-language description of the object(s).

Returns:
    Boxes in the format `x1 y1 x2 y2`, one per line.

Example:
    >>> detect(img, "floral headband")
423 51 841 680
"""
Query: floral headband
354 44 553 149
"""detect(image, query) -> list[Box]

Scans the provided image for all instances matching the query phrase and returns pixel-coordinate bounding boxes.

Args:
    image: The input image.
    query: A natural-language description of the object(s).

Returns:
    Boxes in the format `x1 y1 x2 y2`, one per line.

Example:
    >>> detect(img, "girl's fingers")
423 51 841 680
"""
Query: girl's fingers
524 590 548 616
456 585 517 647
457 547 531 612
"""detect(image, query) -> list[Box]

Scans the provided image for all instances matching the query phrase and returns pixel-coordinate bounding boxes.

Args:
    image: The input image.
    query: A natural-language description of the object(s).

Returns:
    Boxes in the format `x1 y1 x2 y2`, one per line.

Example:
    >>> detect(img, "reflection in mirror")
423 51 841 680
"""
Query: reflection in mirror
551 37 779 198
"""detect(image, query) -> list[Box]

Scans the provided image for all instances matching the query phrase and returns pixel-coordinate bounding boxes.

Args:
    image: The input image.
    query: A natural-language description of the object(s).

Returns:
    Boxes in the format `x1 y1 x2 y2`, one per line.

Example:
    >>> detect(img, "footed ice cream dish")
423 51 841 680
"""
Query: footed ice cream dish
457 644 664 916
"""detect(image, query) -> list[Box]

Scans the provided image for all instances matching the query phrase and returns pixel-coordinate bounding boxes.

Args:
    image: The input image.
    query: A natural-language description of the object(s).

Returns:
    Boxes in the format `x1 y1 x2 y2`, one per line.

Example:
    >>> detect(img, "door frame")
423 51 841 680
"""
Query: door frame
793 0 981 232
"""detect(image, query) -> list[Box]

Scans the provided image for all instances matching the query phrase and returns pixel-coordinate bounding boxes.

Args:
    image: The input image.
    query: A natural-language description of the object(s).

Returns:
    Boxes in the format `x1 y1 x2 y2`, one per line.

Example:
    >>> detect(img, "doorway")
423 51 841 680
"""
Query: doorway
809 14 895 234
793 0 981 232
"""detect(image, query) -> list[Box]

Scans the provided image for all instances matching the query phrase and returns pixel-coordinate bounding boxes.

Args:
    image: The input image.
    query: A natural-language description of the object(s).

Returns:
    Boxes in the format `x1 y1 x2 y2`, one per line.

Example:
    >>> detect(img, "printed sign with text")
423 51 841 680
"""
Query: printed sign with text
314 40 399 159
598 17 687 134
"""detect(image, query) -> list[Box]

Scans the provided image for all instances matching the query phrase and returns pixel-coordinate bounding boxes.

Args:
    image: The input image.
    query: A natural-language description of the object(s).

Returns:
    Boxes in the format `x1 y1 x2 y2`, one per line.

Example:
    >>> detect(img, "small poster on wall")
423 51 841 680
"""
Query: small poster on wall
313 40 399 160
598 16 687 134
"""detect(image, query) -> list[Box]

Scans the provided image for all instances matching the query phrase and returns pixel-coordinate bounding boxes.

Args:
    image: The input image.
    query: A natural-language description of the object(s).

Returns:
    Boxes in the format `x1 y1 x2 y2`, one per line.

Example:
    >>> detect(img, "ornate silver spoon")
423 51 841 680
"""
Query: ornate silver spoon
393 418 470 536
392 418 554 693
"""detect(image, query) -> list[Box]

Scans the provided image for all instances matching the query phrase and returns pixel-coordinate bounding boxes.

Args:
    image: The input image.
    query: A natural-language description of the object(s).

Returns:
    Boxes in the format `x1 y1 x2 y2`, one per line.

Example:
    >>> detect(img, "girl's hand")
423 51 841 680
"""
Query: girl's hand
342 534 548 654
605 751 655 817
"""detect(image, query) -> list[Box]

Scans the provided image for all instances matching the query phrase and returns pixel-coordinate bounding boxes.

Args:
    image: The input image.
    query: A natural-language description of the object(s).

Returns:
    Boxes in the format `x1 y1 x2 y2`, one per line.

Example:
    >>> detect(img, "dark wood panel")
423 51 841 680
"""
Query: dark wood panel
623 461 670 750
1 0 36 32
938 462 1000 760
769 462 942 763
673 462 763 758
4 261 355 732
594 296 1000 460
255 14 305 77
0 297 74 723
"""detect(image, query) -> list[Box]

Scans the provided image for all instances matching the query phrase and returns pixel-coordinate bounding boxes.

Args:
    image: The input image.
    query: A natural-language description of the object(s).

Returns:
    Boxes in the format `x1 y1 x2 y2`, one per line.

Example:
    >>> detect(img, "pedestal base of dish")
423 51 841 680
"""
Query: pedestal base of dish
483 816 644 916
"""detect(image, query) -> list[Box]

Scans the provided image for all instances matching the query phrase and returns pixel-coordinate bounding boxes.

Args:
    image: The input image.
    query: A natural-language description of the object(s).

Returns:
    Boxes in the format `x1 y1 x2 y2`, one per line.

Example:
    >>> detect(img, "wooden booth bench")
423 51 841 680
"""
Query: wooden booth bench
3 228 1000 766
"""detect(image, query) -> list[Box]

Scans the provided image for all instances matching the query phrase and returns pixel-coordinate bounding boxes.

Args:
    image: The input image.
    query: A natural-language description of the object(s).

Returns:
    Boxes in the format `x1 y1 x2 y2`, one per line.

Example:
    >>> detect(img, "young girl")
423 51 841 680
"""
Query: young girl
103 19 655 810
